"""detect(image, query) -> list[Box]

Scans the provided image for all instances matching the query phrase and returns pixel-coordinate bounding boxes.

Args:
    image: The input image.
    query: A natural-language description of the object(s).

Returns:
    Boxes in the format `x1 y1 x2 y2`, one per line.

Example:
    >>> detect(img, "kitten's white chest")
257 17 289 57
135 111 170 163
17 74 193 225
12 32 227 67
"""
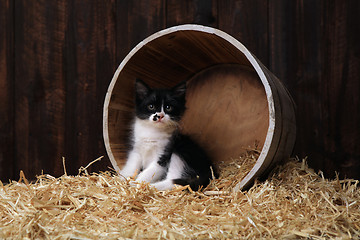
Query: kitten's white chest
132 120 171 168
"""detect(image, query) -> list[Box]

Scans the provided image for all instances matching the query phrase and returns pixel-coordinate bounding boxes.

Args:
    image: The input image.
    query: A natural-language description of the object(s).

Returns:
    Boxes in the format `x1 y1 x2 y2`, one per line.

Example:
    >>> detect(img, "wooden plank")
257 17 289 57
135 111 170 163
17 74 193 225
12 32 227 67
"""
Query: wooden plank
269 0 327 174
116 0 166 62
218 0 269 66
269 0 360 179
166 0 218 27
0 0 14 182
13 0 116 178
14 1 67 179
320 1 360 179
64 0 117 175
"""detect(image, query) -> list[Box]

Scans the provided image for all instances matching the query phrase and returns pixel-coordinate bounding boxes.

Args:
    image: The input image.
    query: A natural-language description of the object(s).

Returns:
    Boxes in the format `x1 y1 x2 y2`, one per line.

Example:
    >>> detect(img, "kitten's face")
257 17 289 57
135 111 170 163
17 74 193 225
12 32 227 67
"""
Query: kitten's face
134 79 186 129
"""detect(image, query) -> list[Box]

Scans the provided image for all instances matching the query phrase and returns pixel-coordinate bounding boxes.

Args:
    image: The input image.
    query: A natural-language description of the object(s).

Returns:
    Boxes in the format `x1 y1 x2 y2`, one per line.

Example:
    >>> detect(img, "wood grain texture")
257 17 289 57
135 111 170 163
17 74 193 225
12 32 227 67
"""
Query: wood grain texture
0 0 15 182
14 0 67 179
269 0 320 171
218 0 269 66
166 0 218 27
320 1 360 178
64 0 117 175
116 0 166 62
0 1 359 181
12 1 117 179
269 0 360 179
182 65 268 165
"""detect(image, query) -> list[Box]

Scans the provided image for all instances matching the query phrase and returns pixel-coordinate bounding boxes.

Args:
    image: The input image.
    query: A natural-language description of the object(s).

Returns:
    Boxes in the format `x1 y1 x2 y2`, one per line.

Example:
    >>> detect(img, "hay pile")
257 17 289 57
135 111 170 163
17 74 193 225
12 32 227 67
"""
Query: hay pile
0 155 359 239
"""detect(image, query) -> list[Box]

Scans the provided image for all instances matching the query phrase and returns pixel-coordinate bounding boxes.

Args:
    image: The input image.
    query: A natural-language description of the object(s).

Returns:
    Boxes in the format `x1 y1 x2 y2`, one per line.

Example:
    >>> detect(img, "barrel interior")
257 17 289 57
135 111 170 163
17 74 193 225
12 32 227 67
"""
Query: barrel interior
107 30 269 171
182 65 268 165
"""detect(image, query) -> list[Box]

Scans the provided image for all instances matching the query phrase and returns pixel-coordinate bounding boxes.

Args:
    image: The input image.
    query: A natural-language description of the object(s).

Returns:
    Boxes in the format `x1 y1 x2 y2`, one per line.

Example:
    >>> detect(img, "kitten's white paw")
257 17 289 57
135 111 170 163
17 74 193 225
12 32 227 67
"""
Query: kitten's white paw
136 170 157 183
119 170 137 179
151 180 175 191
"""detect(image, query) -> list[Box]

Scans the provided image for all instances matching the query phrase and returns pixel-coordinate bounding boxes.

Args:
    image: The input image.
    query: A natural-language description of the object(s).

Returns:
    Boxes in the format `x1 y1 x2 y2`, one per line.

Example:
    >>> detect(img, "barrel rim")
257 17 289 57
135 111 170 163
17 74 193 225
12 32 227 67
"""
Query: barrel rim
103 24 276 189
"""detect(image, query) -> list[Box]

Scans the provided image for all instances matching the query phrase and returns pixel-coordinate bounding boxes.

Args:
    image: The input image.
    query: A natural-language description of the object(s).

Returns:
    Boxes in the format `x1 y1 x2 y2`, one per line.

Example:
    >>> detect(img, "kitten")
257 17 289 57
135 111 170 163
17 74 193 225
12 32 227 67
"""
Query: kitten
119 79 217 190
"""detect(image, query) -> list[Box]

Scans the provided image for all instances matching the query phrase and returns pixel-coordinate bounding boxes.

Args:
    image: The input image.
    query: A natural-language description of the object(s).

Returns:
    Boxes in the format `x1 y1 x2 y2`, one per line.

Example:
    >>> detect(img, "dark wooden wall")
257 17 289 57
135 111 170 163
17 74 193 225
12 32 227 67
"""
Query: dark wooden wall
1 0 359 182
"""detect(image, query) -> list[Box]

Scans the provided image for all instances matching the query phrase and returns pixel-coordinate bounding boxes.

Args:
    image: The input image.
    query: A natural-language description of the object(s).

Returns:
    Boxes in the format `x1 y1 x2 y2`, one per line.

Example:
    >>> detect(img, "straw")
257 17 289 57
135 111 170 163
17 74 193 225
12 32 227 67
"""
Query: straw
0 155 359 239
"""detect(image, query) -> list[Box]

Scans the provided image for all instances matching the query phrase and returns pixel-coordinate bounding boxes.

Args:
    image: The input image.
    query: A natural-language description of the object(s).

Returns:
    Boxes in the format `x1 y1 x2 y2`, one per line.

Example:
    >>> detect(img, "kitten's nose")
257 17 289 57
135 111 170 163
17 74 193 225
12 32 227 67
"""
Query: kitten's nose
153 113 165 121
158 113 164 119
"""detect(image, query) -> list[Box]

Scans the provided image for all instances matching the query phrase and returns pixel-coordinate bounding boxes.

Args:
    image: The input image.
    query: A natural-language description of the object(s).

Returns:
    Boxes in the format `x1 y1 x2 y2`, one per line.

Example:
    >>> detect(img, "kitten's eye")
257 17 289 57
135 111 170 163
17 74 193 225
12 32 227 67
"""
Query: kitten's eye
165 105 172 112
148 104 155 111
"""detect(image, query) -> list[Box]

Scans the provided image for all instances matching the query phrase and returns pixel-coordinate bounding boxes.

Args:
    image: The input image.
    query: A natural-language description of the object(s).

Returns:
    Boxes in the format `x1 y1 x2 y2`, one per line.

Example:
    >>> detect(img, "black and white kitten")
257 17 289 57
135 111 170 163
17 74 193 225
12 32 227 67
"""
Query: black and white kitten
119 79 217 190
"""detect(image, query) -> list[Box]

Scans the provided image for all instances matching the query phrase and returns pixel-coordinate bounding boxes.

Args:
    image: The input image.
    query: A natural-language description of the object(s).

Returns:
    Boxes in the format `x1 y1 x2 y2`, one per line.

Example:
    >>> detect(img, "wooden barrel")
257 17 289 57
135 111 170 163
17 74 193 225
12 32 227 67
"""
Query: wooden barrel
103 24 296 190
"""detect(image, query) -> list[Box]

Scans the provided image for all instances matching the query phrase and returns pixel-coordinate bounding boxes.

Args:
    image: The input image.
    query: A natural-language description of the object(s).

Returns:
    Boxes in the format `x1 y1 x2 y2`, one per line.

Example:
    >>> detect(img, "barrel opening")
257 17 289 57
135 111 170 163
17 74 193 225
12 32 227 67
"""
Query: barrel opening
103 25 296 190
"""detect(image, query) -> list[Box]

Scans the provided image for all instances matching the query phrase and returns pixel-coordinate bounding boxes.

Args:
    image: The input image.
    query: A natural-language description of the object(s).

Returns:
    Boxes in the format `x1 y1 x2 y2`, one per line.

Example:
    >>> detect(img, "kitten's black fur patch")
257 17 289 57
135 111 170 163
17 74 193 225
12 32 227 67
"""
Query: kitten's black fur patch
166 133 217 190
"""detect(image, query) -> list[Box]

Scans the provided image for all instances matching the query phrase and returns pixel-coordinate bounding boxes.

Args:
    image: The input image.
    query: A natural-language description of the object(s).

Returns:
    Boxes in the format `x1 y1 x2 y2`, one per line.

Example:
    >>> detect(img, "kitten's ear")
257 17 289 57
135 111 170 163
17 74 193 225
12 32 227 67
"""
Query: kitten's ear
135 79 151 100
172 81 187 98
